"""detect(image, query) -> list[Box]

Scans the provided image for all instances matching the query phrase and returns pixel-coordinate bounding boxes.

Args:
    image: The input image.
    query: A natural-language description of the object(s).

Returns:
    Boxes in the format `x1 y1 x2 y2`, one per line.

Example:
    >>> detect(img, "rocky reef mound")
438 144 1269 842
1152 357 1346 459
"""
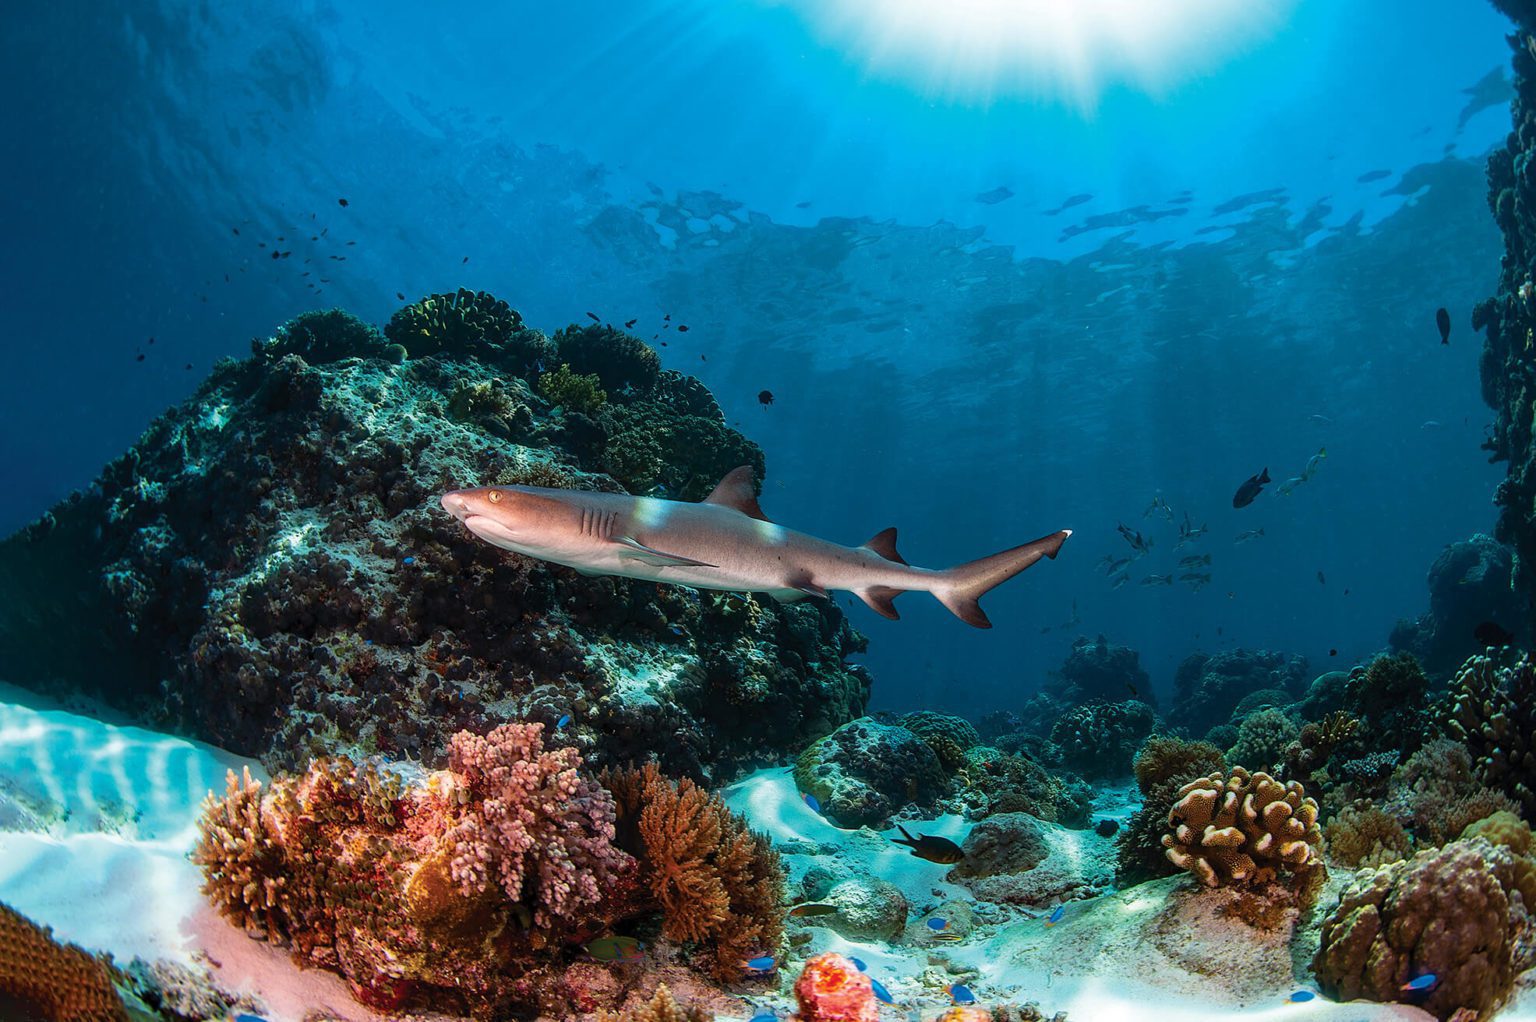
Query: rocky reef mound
0 296 869 778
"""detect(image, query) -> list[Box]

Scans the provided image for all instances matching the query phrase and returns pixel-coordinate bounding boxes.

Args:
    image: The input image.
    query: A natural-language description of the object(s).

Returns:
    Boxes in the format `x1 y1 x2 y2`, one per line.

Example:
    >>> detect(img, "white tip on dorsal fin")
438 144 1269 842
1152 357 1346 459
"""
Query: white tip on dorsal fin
862 527 906 565
702 465 770 522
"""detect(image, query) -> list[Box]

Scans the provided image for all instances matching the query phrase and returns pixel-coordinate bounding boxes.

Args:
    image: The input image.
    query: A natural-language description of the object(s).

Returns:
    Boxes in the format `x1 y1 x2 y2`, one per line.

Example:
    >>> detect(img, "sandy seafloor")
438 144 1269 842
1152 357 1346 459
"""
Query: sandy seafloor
1 682 1530 1022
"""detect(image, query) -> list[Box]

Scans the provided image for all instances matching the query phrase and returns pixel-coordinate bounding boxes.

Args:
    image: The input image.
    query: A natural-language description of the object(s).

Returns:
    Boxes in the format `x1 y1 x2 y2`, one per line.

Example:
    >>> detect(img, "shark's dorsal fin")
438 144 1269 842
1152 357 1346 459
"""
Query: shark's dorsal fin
862 527 906 565
702 466 770 522
612 535 718 568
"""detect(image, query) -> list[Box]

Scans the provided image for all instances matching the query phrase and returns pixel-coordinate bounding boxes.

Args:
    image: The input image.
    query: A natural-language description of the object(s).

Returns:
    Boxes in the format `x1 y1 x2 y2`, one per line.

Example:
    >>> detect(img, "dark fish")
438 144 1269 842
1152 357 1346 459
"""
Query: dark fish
975 185 1014 205
184 363 193 370
892 824 963 864
1317 571 1326 584
587 312 601 322
1329 648 1338 656
1356 169 1392 183
796 200 812 209
396 292 406 300
1095 818 1119 837
1436 307 1451 344
147 336 155 345
1232 467 1270 508
677 325 690 332
231 227 240 235
462 255 469 263
625 318 637 328
1125 681 1138 698
759 390 774 406
271 250 280 260
135 353 145 362
338 197 349 206
1476 621 1516 647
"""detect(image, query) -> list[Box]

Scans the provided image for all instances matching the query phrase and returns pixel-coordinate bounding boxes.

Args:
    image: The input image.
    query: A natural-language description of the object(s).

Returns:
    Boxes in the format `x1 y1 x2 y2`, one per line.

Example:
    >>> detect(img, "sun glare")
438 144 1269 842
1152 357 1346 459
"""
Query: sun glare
777 0 1292 108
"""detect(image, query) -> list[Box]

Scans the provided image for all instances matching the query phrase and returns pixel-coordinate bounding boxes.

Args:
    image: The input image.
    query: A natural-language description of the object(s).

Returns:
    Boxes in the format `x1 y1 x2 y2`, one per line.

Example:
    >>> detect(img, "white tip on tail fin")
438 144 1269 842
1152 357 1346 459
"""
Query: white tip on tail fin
935 529 1072 629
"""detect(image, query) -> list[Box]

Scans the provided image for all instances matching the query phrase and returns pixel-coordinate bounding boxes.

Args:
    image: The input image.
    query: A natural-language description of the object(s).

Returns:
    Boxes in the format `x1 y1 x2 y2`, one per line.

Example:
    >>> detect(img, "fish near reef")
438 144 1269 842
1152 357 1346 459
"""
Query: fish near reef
1232 467 1270 508
441 466 1071 628
1436 307 1451 344
891 824 964 863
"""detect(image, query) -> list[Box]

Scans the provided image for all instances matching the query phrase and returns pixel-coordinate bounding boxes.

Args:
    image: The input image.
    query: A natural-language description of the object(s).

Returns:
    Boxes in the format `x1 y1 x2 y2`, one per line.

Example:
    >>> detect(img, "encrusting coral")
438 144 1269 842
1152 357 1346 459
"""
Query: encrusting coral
1313 837 1533 1020
194 722 637 1015
1444 651 1536 816
0 901 128 1022
601 762 784 983
1162 767 1322 887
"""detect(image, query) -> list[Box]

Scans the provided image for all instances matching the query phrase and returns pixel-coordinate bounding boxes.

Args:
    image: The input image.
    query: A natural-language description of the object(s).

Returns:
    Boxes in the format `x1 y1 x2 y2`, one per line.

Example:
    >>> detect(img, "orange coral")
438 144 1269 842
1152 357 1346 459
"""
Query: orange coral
0 901 127 1022
603 763 784 982
1163 767 1322 887
792 952 878 1022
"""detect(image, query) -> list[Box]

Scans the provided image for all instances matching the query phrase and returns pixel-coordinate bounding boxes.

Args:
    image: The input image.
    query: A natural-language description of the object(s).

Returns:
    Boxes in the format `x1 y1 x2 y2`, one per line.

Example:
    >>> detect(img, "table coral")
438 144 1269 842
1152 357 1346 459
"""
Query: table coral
1444 652 1536 816
1313 837 1531 1020
0 901 127 1022
792 952 878 1022
1162 767 1321 887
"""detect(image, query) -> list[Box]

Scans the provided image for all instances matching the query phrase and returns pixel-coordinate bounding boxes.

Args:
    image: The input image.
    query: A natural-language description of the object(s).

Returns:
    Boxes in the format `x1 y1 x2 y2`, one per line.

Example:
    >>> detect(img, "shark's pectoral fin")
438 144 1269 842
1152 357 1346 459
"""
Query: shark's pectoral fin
612 536 717 568
857 586 904 620
768 577 828 602
702 465 771 522
768 589 810 603
573 566 607 577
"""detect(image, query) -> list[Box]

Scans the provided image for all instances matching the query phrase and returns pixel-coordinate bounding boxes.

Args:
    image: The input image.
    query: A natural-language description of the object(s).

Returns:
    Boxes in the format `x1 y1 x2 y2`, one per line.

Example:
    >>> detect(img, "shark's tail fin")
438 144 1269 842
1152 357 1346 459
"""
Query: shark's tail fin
935 530 1072 629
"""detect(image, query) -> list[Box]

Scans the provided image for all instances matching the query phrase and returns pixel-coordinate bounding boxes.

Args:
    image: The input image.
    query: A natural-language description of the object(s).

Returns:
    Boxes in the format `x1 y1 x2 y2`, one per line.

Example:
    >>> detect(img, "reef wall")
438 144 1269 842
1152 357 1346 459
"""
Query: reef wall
0 295 870 778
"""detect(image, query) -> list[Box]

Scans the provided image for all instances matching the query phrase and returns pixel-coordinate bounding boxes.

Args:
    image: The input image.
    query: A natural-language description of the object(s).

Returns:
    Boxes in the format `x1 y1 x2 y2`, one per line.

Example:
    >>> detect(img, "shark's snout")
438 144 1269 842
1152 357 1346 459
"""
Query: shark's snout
441 492 471 519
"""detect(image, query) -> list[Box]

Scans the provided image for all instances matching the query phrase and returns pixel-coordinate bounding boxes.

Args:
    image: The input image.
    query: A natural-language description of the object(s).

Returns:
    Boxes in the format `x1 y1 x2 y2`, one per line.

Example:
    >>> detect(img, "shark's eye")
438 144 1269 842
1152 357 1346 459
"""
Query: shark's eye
487 490 503 504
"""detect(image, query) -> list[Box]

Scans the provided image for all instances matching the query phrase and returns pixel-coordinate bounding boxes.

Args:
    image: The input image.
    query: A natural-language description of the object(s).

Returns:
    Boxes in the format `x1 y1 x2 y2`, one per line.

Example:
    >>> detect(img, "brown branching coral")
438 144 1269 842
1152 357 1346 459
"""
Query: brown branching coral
1281 711 1357 787
1324 806 1413 869
1444 652 1536 816
0 901 127 1022
1162 767 1322 887
603 763 784 982
596 984 712 1022
1116 737 1226 887
1132 736 1225 796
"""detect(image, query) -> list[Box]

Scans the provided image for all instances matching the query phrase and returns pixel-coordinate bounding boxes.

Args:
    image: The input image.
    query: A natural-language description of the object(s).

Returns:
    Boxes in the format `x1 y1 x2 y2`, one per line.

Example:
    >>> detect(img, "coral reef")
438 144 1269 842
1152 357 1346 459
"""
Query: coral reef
1385 737 1517 845
792 953 877 1022
1444 651 1536 815
0 296 868 780
1313 837 1532 1020
952 747 1092 827
1171 649 1310 735
1162 767 1322 888
1294 670 1351 720
1117 737 1226 887
1461 810 1536 910
1132 737 1225 795
1048 699 1157 779
601 762 784 983
1047 634 1152 707
898 711 980 773
1280 710 1357 789
1223 707 1298 773
1390 534 1522 675
193 725 637 1015
1323 806 1413 869
596 984 710 1022
538 363 608 415
0 901 128 1022
794 718 947 828
1340 653 1431 760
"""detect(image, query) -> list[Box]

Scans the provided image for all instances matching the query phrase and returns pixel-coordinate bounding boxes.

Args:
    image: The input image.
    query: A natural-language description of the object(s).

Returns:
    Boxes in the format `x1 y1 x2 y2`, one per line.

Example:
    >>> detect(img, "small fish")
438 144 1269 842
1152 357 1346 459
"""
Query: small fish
1110 572 1131 590
1095 818 1119 837
926 917 949 931
401 555 415 566
892 825 964 864
796 200 812 208
1174 513 1208 548
804 792 822 813
869 978 897 1005
788 903 838 917
1307 414 1332 425
758 390 775 407
586 311 601 322
1124 681 1138 699
677 324 690 332
1099 554 1132 575
1422 420 1443 430
231 227 240 235
929 931 962 943
1317 571 1326 585
1286 991 1316 1003
1235 527 1265 544
1436 307 1450 345
462 255 469 263
1476 621 1516 647
338 197 349 206
1117 522 1152 556
234 1015 270 1022
849 956 867 971
1140 574 1173 586
1275 475 1306 496
668 623 687 637
1232 467 1270 508
1401 973 1438 993
1045 905 1065 925
743 955 776 973
749 1013 778 1022
555 713 572 729
135 353 145 362
585 935 644 962
1303 446 1327 479
949 984 976 1005
625 318 638 328
1143 495 1174 521
1178 554 1212 569
396 291 406 300
1329 648 1338 656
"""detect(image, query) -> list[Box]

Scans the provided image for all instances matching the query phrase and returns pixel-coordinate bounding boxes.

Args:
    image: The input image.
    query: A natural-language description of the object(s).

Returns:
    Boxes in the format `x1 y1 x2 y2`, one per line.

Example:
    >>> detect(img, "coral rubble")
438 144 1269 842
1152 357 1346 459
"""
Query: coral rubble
1161 767 1322 887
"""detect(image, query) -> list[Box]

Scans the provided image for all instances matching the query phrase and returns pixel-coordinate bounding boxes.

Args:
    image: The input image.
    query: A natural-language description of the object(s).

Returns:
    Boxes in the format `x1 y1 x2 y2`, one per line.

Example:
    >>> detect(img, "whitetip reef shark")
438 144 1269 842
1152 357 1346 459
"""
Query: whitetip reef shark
440 466 1070 628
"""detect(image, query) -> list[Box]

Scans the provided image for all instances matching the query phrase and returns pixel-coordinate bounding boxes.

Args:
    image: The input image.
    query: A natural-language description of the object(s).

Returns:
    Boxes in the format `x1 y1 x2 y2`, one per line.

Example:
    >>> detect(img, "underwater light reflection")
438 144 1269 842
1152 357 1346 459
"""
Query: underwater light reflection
774 0 1293 107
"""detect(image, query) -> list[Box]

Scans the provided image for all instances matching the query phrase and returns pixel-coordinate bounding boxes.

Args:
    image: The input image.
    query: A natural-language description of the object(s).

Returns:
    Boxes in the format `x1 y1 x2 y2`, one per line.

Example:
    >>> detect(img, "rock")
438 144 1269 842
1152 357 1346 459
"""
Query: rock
948 813 1049 878
822 878 909 941
794 718 947 829
1390 534 1522 677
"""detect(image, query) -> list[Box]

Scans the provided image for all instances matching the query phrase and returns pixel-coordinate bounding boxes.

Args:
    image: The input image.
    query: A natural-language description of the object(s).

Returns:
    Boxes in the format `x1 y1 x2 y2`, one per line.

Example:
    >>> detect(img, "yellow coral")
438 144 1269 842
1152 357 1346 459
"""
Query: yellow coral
0 901 127 1022
1461 810 1536 909
1162 767 1321 887
1324 805 1412 868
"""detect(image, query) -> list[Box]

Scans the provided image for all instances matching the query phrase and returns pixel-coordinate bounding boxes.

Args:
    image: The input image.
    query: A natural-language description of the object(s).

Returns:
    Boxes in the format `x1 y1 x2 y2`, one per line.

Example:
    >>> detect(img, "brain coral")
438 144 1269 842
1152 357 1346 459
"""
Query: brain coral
0 901 127 1022
1444 652 1536 816
1049 699 1158 779
1313 837 1531 1020
1162 767 1321 887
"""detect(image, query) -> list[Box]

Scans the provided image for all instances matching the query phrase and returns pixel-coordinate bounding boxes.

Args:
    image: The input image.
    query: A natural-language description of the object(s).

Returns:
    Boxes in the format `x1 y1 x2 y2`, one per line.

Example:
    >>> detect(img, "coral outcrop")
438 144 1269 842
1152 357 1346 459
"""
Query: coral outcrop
1162 767 1322 888
1323 806 1413 869
1390 534 1522 675
0 296 869 779
596 984 711 1022
0 901 127 1022
1048 635 1152 707
1444 651 1536 815
1048 699 1157 779
1385 737 1517 845
1223 707 1297 773
898 712 980 773
1313 837 1532 1020
948 813 1050 879
954 747 1092 827
1117 737 1226 887
1171 650 1310 736
601 762 784 983
794 718 947 828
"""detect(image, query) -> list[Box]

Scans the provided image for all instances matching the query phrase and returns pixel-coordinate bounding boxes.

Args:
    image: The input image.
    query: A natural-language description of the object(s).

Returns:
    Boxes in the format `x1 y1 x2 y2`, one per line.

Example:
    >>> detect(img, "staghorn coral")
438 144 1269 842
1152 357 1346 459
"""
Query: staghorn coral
1049 699 1157 779
1323 806 1413 869
1444 651 1536 815
539 363 608 416
194 724 636 1016
1162 767 1322 888
602 762 784 983
596 984 711 1022
793 952 878 1022
1314 837 1532 1020
899 711 980 772
1224 707 1298 773
0 901 127 1022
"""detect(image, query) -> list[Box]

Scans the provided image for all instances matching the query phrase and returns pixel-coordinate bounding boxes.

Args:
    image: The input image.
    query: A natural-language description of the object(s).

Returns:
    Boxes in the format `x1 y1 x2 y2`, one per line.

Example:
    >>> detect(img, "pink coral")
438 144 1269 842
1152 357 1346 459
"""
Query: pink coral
444 722 626 927
793 953 878 1022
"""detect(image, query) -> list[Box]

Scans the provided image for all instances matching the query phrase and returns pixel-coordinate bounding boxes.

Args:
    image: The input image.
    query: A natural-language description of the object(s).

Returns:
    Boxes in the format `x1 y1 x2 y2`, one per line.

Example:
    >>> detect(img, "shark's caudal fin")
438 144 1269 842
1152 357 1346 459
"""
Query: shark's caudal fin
935 529 1072 629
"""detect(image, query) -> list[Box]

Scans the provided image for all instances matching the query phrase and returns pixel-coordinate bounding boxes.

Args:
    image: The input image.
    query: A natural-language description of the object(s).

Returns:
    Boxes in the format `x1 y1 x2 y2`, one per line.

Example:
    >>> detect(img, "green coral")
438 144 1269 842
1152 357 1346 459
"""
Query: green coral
384 290 551 374
538 364 608 416
447 379 533 438
257 308 385 363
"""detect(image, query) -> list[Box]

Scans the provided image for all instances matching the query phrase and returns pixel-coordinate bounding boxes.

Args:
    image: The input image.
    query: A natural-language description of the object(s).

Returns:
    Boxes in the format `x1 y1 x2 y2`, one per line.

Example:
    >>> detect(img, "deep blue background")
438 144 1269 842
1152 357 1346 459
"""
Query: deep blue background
0 1 1517 714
